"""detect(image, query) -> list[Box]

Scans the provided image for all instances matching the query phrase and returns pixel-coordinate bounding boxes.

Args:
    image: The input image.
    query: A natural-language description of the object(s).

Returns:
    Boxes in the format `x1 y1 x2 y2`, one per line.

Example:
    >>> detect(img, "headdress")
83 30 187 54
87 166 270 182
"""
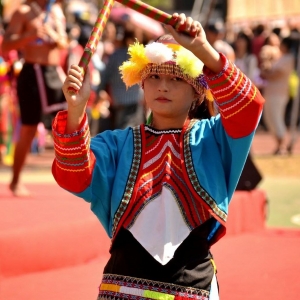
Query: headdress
119 36 214 101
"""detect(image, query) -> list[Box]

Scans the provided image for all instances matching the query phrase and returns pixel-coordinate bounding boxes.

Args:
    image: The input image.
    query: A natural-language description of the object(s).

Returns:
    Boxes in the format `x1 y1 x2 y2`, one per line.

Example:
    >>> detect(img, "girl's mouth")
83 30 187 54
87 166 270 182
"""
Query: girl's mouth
156 97 171 102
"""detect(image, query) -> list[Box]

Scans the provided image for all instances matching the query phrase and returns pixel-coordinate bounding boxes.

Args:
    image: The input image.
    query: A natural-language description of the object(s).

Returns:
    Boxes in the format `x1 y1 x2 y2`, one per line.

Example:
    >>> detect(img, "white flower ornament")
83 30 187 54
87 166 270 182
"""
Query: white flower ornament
145 42 174 64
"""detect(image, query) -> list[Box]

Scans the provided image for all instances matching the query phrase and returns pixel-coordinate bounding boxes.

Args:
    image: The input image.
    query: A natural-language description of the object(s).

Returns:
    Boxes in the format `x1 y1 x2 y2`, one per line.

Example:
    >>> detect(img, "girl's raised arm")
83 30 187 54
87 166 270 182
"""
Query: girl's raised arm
166 13 223 74
62 65 91 133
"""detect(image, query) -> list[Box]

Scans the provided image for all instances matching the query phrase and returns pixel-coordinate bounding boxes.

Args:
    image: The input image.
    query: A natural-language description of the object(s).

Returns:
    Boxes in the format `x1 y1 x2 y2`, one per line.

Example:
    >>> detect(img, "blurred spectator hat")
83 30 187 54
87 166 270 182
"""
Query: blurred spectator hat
206 20 225 34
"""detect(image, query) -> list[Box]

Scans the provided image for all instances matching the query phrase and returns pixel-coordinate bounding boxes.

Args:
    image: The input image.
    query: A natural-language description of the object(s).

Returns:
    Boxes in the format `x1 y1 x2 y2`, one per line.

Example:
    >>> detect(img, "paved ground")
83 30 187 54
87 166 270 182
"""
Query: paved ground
251 128 300 156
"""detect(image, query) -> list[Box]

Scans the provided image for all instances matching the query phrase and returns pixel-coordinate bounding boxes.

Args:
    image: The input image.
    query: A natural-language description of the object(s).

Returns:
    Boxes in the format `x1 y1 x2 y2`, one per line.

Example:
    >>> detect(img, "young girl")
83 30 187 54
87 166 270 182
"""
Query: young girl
52 13 265 300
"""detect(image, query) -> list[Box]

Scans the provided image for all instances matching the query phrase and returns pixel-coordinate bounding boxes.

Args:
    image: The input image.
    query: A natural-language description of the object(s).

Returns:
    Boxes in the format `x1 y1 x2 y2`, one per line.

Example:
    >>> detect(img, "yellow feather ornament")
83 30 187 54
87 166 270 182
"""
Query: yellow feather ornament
119 61 142 87
175 48 203 78
119 41 214 103
119 42 150 88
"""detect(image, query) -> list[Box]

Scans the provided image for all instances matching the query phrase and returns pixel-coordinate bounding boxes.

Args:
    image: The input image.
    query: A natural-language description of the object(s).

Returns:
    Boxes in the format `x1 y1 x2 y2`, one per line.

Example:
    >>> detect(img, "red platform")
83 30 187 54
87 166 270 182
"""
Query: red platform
0 183 110 278
1 182 299 300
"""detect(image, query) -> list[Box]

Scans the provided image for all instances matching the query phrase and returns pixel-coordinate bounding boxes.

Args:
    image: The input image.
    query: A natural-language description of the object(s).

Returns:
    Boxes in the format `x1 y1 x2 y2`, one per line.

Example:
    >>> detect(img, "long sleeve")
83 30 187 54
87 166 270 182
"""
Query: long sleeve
204 53 265 138
52 111 96 193
52 111 135 236
186 54 264 235
182 54 265 244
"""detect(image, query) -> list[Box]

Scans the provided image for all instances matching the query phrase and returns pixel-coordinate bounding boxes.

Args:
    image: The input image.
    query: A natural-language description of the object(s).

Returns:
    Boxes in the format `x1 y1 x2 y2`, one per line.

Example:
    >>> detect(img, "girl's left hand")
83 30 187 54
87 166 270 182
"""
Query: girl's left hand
165 13 222 74
165 13 207 52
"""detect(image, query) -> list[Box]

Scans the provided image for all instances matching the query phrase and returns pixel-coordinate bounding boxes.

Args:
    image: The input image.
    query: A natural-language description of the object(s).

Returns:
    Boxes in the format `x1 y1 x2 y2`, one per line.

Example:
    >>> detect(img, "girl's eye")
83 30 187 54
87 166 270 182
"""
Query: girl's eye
149 74 159 79
172 77 183 81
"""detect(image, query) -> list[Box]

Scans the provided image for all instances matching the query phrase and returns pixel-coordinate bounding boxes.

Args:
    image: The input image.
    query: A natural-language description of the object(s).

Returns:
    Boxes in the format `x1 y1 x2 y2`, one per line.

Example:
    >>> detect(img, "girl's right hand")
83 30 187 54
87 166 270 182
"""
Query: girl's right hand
62 65 91 110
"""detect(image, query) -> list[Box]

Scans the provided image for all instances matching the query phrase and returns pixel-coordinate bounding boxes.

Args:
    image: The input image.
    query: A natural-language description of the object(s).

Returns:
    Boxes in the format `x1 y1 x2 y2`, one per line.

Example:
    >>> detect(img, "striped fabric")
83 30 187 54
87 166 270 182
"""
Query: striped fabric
52 53 265 232
121 126 211 231
52 54 263 193
52 113 96 193
98 274 209 300
204 54 263 138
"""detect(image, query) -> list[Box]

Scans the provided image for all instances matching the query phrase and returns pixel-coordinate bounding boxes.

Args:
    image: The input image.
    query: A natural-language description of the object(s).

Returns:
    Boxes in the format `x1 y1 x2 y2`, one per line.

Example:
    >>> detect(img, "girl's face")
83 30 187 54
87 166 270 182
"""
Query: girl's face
143 73 196 129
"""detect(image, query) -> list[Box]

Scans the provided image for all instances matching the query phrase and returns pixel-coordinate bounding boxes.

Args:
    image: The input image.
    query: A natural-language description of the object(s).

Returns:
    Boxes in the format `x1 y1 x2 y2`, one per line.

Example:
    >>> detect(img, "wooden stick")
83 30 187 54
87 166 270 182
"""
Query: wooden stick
115 0 195 34
68 0 115 94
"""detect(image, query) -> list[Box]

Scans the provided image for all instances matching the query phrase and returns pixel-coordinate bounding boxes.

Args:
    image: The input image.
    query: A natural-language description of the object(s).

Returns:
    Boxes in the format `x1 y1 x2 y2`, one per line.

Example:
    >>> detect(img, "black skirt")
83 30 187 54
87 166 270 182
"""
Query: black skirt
97 219 216 300
17 63 65 125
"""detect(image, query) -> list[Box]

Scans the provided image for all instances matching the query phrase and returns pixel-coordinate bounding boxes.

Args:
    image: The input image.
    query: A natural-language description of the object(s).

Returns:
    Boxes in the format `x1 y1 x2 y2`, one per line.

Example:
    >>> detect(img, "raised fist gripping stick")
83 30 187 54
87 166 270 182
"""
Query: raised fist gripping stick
114 0 197 35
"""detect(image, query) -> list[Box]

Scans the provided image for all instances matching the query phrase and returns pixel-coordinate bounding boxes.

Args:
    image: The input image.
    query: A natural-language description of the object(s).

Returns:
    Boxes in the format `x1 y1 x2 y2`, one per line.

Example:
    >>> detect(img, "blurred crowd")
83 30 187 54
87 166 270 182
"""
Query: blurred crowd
1 0 300 170
206 20 300 155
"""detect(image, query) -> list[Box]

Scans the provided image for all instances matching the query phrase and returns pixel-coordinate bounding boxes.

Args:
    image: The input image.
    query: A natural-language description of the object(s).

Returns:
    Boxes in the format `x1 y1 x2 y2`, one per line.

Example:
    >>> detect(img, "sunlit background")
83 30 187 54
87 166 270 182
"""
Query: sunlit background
0 2 299 300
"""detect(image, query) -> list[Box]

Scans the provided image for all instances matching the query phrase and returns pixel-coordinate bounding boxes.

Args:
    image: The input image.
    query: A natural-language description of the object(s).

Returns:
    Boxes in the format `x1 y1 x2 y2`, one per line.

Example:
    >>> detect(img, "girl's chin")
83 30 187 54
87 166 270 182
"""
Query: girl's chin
152 111 173 118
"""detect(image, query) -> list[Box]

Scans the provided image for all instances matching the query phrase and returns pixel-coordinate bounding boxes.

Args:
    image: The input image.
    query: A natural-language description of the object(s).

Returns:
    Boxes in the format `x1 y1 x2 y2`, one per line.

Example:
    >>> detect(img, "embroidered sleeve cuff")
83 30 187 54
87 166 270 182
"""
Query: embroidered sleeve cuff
203 53 265 138
203 52 228 80
52 110 95 193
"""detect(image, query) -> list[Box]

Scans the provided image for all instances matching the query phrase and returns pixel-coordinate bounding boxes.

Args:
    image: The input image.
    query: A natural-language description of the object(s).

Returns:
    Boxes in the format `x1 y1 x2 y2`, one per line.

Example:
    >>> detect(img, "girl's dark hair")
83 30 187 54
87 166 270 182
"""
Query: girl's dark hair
253 24 265 36
188 94 217 120
281 37 293 51
155 34 174 42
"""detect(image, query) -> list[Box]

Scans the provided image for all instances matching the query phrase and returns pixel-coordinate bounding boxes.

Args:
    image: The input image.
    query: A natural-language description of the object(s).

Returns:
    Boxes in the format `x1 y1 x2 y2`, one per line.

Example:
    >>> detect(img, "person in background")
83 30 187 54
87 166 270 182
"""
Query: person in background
63 22 84 70
89 89 111 136
285 26 300 131
251 24 267 65
101 20 118 65
259 31 282 72
0 17 6 164
234 31 260 87
98 27 144 130
260 37 295 154
63 21 96 123
260 32 282 66
1 0 68 196
233 30 262 186
257 31 282 131
205 21 235 62
52 13 264 300
0 18 21 166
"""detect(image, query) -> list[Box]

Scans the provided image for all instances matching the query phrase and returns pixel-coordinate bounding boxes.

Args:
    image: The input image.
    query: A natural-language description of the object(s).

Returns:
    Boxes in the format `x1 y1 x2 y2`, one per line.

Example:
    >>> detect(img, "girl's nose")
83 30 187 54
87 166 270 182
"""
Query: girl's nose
158 78 169 92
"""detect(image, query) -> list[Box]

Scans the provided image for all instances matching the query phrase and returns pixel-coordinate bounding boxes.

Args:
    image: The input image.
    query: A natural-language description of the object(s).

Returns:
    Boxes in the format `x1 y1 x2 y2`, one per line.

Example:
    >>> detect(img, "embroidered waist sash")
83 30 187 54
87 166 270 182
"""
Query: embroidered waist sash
98 274 209 300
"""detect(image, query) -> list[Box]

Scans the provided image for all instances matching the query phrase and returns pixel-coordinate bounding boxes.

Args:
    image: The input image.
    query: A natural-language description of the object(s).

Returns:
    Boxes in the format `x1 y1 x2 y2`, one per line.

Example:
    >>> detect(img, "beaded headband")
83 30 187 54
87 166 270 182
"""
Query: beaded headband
119 37 214 101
